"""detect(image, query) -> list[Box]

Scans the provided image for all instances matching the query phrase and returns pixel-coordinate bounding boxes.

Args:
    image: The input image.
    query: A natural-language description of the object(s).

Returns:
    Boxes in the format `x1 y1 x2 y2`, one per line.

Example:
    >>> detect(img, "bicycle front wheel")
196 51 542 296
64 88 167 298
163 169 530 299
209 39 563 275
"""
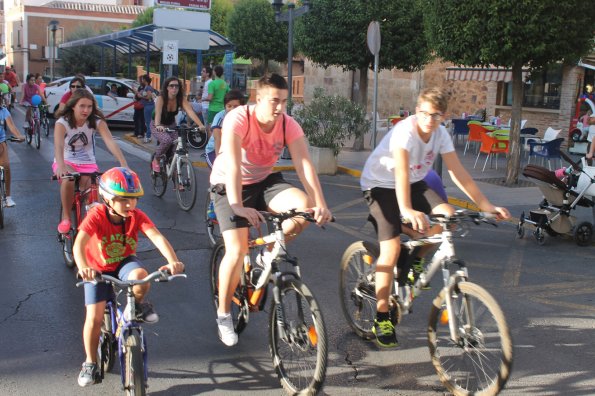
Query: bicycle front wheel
187 128 207 149
269 279 328 395
339 241 379 339
25 126 32 144
209 242 249 335
150 154 167 197
175 157 197 211
34 123 41 149
204 189 221 247
58 202 77 268
428 281 513 396
124 333 146 396
43 118 50 137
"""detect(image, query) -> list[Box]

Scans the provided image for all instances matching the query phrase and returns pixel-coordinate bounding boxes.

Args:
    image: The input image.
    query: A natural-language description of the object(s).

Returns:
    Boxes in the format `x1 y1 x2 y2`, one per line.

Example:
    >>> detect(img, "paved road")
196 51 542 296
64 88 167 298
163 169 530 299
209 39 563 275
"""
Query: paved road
1 108 595 395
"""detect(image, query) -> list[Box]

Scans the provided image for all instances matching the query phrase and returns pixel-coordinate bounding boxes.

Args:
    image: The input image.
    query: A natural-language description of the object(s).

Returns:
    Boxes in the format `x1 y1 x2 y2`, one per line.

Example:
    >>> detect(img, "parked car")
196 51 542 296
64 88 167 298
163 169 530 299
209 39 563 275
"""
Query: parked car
45 76 140 124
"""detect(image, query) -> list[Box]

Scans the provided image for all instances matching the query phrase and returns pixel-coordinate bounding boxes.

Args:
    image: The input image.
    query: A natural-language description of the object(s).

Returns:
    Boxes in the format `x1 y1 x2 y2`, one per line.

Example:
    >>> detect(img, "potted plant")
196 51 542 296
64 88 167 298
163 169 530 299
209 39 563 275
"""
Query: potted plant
293 88 369 174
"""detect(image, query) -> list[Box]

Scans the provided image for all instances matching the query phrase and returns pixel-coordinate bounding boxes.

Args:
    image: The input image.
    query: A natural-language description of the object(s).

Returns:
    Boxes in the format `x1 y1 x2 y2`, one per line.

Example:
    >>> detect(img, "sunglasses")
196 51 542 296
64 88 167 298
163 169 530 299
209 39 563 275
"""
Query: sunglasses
70 85 83 88
168 84 179 88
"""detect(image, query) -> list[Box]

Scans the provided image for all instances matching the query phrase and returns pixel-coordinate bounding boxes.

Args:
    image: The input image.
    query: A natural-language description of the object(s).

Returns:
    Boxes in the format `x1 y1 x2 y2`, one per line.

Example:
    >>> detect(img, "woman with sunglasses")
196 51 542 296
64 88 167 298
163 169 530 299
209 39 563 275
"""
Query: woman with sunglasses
53 89 128 234
57 76 93 113
150 77 204 172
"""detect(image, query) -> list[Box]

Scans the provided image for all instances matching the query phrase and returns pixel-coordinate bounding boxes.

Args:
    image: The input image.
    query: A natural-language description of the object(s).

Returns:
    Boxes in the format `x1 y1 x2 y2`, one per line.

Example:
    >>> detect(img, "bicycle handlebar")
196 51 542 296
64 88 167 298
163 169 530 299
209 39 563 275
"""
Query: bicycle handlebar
76 269 187 288
403 210 498 227
51 171 102 181
231 209 336 225
163 126 203 133
5 136 23 142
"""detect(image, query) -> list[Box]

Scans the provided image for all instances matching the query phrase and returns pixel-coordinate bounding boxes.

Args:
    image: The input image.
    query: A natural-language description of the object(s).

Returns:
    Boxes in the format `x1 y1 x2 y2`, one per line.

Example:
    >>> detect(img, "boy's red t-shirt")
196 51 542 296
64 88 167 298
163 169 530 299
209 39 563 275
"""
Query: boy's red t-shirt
78 205 155 272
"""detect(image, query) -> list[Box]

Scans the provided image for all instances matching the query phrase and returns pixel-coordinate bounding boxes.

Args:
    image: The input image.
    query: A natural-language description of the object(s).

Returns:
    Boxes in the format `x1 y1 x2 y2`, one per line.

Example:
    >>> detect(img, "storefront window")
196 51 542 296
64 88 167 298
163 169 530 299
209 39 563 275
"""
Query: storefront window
501 64 562 109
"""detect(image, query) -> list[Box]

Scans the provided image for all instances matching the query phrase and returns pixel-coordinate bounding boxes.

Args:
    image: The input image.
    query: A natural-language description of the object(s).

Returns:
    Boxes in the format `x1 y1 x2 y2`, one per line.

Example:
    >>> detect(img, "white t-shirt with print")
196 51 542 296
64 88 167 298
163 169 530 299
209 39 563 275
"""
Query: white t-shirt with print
360 115 454 190
56 117 98 165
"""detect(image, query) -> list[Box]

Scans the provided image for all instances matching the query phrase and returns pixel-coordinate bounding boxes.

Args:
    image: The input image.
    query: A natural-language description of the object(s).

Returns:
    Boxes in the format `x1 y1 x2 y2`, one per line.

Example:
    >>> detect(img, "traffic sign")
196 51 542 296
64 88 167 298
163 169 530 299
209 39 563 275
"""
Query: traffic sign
162 40 179 65
155 0 211 10
367 21 381 55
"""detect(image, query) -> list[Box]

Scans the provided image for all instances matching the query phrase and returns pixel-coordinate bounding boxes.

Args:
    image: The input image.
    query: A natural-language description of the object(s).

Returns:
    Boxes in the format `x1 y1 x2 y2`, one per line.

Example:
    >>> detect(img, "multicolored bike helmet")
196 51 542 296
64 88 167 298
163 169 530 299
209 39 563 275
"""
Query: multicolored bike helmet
99 167 144 200
0 83 9 94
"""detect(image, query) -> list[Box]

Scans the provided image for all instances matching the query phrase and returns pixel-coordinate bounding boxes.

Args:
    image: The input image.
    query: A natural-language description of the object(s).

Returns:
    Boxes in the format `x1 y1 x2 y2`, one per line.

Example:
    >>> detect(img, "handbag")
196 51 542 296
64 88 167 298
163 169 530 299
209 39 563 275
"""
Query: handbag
133 100 144 110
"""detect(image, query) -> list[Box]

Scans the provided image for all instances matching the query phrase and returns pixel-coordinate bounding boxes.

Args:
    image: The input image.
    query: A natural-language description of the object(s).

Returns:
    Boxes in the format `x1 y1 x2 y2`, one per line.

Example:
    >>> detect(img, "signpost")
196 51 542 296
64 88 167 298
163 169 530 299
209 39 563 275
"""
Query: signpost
155 0 211 10
367 21 381 148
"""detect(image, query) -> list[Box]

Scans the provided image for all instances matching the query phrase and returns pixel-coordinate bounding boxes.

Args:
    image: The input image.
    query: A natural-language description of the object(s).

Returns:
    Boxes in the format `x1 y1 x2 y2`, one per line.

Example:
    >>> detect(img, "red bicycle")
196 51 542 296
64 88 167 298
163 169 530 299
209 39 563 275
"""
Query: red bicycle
52 172 102 268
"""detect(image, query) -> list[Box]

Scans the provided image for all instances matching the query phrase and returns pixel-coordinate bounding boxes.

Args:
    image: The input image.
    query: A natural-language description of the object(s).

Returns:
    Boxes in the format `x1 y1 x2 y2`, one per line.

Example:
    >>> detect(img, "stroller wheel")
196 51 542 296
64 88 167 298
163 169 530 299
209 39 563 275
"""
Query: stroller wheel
534 228 545 245
574 222 593 247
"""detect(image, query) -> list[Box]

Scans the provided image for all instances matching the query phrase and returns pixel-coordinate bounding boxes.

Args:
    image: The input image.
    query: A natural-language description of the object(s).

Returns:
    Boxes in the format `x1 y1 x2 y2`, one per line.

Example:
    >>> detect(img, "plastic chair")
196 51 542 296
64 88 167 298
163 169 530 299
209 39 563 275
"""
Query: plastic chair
527 137 564 170
464 123 490 155
451 119 469 145
474 132 509 171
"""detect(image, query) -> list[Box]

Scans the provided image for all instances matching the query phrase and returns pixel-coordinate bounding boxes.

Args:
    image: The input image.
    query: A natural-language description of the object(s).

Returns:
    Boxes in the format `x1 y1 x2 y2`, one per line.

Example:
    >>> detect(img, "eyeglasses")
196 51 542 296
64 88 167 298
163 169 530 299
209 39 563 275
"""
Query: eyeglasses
70 85 82 89
168 84 179 88
417 110 443 122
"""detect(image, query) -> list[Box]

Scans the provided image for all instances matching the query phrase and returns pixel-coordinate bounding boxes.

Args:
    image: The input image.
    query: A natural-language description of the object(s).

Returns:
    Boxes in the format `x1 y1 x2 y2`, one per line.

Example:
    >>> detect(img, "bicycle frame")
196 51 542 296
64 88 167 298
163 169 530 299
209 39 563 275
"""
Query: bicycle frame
162 129 189 182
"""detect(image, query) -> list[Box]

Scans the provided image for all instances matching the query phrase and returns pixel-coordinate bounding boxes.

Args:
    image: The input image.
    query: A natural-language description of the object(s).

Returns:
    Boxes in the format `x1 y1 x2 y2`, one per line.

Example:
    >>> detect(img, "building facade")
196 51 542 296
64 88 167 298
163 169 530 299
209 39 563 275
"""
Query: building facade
3 1 144 80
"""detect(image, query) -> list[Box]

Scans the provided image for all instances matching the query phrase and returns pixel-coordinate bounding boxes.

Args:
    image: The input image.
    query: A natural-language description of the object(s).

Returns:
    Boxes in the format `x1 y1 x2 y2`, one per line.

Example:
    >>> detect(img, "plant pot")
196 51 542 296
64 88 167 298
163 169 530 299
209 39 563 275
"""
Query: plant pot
308 146 337 175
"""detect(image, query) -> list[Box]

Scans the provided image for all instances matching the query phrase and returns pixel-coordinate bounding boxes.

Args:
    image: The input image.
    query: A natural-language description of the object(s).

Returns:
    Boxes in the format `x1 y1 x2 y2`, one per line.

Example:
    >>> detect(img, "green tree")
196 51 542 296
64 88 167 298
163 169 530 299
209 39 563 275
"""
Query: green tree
60 25 115 76
295 0 430 149
131 6 154 28
227 0 287 74
211 0 234 36
420 0 595 185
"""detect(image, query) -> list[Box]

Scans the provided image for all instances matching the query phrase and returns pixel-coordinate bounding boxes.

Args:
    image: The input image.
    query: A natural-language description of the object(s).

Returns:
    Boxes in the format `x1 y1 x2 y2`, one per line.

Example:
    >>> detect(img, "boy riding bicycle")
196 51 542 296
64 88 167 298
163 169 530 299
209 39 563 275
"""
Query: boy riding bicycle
210 73 333 347
73 167 184 387
360 88 510 348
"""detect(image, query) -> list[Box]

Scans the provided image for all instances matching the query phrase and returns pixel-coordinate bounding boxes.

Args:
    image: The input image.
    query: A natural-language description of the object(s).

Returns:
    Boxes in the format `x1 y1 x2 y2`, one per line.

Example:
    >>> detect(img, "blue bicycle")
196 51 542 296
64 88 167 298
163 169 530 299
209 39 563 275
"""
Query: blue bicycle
77 270 186 395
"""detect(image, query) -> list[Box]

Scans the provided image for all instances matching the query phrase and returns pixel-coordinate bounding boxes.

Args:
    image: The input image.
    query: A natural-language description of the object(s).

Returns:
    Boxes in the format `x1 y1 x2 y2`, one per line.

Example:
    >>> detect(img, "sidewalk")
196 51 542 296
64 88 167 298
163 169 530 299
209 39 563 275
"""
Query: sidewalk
120 133 593 226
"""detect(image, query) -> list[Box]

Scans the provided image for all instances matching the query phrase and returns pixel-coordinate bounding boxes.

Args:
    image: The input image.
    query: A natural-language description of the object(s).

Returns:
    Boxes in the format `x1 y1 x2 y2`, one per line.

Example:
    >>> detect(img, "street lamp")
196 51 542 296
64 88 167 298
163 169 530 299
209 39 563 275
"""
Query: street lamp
48 20 59 81
271 0 311 116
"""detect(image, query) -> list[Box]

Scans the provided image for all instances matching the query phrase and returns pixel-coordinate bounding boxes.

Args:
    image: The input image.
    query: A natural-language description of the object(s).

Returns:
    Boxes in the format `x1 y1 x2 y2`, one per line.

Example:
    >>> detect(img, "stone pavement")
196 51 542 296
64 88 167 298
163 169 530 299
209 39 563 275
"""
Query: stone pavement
119 132 594 231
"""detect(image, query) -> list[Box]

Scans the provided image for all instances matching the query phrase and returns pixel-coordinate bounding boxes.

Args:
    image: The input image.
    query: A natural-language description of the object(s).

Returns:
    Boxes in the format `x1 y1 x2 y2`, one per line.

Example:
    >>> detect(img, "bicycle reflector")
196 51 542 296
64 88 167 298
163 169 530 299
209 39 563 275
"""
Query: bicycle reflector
308 325 318 346
363 254 374 266
440 309 449 325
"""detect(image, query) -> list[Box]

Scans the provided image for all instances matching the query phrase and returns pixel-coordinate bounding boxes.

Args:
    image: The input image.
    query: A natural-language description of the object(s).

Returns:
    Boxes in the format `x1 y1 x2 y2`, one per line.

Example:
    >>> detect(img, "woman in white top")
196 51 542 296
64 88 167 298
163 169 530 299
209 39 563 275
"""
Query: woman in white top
53 89 128 233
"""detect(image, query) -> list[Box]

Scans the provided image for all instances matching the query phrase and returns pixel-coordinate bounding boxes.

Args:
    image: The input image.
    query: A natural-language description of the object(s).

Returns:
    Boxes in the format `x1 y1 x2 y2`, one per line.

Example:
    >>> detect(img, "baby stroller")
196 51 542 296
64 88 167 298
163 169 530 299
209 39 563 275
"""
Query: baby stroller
517 152 595 246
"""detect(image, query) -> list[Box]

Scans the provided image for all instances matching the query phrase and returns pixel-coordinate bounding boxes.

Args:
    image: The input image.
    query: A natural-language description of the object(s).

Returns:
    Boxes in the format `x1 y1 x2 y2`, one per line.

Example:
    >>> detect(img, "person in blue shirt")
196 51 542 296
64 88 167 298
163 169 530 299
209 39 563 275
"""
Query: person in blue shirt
204 89 245 168
0 93 25 207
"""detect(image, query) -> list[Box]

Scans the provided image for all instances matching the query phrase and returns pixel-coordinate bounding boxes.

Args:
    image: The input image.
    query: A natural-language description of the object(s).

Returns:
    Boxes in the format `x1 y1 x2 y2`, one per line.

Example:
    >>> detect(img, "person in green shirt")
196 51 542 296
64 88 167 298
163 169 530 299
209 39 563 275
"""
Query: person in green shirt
207 65 229 125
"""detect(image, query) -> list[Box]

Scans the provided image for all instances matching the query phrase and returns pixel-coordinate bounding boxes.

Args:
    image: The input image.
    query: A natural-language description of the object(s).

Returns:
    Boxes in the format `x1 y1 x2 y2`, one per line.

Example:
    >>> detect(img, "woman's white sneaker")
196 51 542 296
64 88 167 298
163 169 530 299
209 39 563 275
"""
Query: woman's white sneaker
216 313 238 346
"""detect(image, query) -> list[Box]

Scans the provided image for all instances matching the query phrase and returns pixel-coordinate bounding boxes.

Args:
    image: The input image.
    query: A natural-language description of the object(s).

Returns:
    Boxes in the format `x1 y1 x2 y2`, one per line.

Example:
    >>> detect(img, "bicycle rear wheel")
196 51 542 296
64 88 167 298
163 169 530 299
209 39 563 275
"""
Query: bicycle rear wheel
58 202 77 268
34 122 41 149
204 189 221 247
339 241 379 339
186 128 207 149
175 156 197 211
209 242 249 335
97 308 117 377
428 281 513 396
269 279 328 395
150 153 167 197
124 333 146 396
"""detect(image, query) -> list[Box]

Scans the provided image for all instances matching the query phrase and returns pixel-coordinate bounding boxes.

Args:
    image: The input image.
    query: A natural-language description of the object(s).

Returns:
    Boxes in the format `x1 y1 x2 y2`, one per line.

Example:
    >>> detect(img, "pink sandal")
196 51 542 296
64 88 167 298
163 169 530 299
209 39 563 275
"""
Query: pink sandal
57 219 71 234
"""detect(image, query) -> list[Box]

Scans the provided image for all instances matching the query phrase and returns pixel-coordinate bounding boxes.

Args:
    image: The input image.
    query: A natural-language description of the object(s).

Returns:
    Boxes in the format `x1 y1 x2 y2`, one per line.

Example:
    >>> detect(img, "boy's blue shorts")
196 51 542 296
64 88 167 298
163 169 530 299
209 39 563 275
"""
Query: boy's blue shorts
83 256 143 305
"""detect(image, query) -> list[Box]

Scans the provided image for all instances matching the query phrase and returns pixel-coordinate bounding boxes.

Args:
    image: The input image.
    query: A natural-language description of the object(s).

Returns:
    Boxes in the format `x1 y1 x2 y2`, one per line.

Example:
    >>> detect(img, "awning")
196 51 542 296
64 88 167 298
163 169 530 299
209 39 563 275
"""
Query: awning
446 67 529 83
59 24 234 55
578 57 595 71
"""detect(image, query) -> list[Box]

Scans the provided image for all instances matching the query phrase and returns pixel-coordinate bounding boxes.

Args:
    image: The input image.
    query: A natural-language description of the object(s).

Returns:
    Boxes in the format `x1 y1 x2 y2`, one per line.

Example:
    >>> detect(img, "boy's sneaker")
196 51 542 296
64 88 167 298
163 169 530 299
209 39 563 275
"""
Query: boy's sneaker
409 258 431 289
136 301 159 323
4 196 15 207
372 319 398 348
77 362 98 387
216 313 238 346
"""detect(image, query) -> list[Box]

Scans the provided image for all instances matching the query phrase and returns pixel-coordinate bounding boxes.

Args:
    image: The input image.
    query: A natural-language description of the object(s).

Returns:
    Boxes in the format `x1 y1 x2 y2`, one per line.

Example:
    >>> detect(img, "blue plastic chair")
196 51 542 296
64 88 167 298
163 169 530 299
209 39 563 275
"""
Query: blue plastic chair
527 138 564 170
451 119 469 146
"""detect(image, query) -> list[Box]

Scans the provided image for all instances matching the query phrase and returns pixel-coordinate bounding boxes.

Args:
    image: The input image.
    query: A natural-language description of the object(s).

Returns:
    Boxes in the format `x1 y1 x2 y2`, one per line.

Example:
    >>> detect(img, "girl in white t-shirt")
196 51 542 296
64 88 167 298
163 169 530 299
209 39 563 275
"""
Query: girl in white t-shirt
53 89 128 234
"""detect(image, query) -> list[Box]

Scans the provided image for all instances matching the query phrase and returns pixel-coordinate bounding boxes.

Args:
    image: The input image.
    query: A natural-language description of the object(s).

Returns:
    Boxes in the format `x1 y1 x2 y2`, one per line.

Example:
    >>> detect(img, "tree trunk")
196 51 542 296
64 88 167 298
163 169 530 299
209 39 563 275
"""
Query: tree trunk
351 67 369 151
505 62 523 185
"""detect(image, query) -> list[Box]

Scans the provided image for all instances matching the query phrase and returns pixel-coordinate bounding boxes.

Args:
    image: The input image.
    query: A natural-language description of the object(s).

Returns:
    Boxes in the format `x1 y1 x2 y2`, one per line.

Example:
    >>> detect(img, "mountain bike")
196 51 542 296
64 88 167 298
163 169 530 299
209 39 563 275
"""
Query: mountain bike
40 103 50 137
339 210 513 396
24 104 41 149
150 126 198 211
0 136 21 229
209 210 329 395
53 172 102 268
77 269 186 396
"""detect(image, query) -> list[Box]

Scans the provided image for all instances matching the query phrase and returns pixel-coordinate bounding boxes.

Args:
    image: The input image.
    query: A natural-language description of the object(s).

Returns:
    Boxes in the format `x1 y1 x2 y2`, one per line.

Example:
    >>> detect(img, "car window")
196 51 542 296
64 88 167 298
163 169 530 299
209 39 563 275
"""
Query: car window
85 79 104 95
